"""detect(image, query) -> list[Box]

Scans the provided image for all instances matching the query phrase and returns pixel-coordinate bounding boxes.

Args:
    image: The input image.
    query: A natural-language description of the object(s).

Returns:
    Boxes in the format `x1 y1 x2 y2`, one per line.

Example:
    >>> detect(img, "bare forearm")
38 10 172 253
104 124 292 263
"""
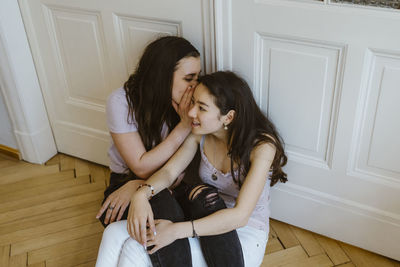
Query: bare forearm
132 122 190 178
144 168 177 196
174 208 248 239
133 134 199 199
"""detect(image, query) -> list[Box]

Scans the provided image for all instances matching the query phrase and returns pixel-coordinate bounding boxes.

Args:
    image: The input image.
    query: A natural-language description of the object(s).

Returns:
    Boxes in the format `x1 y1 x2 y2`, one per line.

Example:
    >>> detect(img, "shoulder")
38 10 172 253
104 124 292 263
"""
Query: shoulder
107 87 127 106
250 134 276 163
106 87 131 117
106 87 138 132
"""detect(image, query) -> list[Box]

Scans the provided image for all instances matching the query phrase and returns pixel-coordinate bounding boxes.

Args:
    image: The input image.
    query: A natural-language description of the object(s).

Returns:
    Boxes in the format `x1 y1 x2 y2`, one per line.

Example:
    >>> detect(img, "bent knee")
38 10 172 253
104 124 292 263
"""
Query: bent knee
188 184 208 200
102 220 130 242
188 184 221 209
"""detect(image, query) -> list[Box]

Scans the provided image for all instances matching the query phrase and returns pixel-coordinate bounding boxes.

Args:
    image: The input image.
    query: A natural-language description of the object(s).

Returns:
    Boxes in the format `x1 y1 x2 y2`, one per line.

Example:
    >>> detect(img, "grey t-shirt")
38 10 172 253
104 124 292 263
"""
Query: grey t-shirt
106 87 168 173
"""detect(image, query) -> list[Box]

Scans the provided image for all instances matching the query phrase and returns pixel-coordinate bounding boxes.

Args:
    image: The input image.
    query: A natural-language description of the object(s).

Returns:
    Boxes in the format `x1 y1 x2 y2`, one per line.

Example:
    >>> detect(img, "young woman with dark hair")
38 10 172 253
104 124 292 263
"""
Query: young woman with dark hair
96 71 287 267
96 36 200 225
95 36 201 266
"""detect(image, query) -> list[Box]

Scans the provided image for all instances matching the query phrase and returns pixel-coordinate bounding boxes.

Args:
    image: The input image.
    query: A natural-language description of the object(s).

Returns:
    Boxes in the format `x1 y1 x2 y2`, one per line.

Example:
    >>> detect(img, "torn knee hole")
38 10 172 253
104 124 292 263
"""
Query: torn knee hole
188 185 208 200
189 185 220 208
204 193 219 207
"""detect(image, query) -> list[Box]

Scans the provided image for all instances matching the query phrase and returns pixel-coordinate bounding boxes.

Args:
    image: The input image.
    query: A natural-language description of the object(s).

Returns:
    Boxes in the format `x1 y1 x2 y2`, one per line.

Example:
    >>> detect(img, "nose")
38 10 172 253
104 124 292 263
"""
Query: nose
188 105 196 118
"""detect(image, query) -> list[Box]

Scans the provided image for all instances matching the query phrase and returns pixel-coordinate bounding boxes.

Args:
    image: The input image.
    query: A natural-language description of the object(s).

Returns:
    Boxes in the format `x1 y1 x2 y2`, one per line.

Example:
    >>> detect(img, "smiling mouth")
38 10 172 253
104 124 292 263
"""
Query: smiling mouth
192 121 200 127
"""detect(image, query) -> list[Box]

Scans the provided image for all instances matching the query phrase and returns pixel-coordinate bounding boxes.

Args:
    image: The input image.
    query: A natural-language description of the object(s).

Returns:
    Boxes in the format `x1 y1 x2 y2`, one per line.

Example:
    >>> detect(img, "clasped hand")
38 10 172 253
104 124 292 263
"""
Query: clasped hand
127 192 177 253
146 219 177 254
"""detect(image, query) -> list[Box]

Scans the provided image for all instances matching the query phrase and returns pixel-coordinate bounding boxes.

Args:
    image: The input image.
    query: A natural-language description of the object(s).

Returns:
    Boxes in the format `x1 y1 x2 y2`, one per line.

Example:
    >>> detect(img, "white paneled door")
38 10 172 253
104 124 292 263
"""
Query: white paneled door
216 0 400 260
18 0 214 165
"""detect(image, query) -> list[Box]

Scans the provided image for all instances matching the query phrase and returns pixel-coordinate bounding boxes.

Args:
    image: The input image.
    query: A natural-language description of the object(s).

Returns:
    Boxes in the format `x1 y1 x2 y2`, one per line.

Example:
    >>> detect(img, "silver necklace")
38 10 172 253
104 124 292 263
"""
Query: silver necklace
211 137 218 181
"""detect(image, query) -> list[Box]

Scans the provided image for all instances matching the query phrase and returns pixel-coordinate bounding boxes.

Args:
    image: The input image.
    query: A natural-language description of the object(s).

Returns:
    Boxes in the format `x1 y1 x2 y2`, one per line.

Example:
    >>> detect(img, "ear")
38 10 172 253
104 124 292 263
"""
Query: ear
223 110 235 125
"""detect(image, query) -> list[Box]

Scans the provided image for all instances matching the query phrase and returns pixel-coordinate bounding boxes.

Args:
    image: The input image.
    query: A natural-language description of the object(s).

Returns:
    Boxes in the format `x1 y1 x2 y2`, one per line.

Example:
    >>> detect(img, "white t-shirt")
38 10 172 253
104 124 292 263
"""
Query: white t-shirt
106 87 168 173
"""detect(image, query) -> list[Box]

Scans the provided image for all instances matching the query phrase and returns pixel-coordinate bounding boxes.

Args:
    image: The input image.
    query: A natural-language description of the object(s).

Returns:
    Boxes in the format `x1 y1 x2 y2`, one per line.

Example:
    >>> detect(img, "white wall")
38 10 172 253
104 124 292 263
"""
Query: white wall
0 87 17 149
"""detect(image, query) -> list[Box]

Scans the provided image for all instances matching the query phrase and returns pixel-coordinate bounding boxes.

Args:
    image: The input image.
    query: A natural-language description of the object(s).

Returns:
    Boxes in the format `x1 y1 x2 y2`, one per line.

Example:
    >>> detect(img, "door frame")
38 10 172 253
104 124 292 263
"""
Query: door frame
0 0 57 164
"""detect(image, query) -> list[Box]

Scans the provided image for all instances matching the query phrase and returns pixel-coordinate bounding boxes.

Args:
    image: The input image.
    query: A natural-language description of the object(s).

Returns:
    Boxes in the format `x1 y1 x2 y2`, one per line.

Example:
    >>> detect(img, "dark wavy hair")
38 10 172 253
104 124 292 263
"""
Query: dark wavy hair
199 71 287 187
123 36 200 150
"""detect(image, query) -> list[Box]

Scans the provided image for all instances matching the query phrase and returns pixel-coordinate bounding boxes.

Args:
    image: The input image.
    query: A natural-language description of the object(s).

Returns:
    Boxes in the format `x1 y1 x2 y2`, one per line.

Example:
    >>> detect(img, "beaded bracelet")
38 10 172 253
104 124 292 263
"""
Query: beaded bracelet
136 183 154 199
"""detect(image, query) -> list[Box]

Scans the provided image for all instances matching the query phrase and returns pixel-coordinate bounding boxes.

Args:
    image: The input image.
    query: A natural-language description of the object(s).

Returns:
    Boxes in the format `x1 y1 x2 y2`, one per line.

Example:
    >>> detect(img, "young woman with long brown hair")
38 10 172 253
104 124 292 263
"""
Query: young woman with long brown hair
96 71 287 267
96 36 201 266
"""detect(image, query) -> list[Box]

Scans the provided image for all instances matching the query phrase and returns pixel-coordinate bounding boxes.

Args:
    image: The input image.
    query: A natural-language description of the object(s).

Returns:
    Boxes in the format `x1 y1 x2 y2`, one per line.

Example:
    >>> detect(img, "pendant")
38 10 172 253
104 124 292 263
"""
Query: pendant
211 173 218 181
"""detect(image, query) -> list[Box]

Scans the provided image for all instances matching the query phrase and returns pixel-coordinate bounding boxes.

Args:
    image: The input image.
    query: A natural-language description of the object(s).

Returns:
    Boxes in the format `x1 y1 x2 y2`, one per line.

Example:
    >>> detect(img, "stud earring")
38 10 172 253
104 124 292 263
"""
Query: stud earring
224 124 228 130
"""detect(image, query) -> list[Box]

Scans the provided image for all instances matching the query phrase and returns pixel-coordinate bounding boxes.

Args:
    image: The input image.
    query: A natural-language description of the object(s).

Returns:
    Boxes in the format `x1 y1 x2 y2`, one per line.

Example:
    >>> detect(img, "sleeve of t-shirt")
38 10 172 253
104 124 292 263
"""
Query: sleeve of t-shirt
106 88 138 133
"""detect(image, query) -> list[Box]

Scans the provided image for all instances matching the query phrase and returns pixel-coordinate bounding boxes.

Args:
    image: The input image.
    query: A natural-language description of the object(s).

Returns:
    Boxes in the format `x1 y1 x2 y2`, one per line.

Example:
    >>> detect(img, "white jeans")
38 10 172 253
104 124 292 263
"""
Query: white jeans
95 220 268 267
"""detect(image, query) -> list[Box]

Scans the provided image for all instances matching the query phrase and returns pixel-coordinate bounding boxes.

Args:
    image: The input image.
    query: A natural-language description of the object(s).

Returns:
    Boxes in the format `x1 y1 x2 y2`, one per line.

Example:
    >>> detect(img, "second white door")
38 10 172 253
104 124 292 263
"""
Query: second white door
218 0 400 260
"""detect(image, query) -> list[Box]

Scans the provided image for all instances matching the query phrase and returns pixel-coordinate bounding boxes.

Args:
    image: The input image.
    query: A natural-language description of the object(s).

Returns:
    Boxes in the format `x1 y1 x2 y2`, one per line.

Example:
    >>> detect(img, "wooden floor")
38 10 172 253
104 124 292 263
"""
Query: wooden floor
0 153 399 267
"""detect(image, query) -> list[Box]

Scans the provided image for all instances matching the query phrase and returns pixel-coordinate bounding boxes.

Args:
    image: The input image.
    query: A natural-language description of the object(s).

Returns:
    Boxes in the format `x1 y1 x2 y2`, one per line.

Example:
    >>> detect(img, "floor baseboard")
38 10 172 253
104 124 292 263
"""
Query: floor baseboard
0 144 21 160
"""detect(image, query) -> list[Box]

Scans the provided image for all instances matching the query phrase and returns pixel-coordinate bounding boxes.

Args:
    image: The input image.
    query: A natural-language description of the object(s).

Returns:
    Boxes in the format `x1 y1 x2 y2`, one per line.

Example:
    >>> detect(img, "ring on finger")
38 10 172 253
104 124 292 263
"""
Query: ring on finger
108 205 115 210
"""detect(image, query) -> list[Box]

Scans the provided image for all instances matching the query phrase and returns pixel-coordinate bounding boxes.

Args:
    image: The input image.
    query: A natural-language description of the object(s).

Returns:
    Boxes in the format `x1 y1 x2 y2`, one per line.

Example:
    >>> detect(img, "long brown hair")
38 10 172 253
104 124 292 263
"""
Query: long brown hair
199 71 287 187
124 36 200 150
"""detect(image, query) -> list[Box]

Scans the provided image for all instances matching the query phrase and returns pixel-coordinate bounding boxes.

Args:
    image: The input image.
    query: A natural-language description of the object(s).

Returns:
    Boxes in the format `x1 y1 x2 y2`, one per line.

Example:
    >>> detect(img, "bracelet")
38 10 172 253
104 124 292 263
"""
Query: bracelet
191 220 198 238
136 183 154 199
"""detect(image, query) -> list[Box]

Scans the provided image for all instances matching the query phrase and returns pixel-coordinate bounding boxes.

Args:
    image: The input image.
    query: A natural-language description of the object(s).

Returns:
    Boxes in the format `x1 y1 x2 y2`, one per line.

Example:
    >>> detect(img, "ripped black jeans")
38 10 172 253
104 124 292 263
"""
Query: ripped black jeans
99 172 244 267
172 182 245 267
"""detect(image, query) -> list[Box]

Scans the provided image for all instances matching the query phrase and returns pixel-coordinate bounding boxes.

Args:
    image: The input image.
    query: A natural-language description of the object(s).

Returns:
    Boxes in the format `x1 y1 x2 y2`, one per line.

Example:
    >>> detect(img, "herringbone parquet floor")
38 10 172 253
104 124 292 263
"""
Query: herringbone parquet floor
0 153 399 267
